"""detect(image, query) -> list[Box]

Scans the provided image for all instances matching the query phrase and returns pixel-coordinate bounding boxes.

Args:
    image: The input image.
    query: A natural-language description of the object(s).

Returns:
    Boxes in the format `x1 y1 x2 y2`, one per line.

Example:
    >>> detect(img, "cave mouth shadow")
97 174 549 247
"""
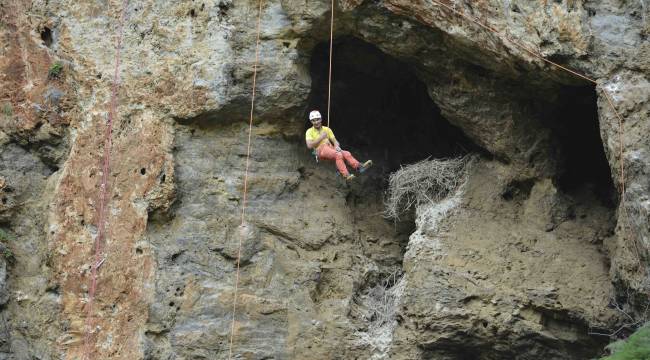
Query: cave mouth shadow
546 85 616 207
303 36 480 260
303 36 616 222
305 37 477 175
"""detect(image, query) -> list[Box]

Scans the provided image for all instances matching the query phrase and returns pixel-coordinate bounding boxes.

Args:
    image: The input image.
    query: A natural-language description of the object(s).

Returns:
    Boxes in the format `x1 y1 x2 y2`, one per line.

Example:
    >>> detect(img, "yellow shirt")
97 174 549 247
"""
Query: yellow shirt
305 126 336 150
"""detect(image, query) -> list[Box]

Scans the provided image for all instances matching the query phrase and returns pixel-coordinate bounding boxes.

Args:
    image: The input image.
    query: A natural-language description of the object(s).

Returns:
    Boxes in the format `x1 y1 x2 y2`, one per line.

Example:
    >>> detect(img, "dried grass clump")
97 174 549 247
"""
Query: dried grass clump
351 270 404 333
384 156 472 219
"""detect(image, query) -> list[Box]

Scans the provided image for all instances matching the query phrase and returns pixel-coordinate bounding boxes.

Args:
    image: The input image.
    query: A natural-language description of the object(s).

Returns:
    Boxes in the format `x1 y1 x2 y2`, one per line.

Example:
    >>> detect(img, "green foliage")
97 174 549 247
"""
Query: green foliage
1 103 12 117
0 228 14 264
1 248 14 264
602 324 650 360
0 228 9 242
48 61 63 79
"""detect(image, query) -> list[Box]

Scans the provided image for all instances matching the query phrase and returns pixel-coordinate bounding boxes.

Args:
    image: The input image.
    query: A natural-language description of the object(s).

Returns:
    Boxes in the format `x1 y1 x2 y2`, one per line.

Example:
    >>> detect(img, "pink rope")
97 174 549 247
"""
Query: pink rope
82 1 129 358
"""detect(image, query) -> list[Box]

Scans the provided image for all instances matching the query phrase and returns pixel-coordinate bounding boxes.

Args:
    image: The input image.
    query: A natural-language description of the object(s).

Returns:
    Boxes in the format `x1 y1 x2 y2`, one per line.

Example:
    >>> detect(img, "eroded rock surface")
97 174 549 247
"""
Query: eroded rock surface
0 0 647 358
392 161 618 359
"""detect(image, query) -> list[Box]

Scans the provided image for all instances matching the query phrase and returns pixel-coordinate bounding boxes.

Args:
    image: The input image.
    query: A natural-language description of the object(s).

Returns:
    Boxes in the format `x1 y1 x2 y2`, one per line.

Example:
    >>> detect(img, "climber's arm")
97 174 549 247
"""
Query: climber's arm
327 128 341 151
306 131 328 149
333 139 341 152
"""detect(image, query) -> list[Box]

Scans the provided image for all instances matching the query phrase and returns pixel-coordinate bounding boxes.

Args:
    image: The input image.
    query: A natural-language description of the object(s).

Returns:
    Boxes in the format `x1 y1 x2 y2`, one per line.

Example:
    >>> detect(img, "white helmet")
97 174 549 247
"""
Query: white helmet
309 110 322 121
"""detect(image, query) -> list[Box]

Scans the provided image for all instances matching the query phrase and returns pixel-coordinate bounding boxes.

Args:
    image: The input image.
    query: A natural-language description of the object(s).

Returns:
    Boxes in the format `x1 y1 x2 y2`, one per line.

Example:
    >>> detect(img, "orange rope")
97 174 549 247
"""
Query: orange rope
228 0 263 358
428 0 636 258
326 0 335 127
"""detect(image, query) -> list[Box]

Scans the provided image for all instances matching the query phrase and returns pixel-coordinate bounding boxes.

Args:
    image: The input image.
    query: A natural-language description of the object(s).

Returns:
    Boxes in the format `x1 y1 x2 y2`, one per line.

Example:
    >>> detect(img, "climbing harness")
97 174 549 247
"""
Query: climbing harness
227 0 264 358
83 0 129 359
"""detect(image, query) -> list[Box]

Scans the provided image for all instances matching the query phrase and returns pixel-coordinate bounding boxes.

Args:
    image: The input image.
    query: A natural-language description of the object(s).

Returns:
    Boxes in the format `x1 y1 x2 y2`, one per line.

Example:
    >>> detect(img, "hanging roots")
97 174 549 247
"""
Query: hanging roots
384 156 472 219
351 270 404 331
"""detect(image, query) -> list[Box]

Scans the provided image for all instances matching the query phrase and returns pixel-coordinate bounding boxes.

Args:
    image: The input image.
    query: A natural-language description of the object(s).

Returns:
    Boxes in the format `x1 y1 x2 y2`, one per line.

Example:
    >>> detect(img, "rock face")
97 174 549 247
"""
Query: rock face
0 0 648 359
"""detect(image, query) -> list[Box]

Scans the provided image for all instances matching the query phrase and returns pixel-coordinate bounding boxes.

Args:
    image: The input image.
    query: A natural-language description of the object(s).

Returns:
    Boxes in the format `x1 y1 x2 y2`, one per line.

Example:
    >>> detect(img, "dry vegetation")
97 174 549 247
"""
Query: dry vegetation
383 156 472 219
351 270 403 329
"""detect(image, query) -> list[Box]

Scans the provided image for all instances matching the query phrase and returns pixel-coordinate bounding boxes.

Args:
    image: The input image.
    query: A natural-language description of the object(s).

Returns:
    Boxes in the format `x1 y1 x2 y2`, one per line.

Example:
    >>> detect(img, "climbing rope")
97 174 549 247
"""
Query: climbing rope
228 0 264 358
427 0 638 261
326 0 335 128
82 0 129 358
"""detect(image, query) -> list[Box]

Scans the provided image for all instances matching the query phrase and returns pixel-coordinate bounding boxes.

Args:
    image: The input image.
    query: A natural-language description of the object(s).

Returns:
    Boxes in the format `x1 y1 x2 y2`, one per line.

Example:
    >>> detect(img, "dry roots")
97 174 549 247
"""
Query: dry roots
384 156 472 219
351 270 404 331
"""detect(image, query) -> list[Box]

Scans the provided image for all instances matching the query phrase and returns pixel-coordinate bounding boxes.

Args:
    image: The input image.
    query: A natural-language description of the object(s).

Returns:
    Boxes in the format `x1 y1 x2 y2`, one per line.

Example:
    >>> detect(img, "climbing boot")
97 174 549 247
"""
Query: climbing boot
358 160 373 173
345 174 356 182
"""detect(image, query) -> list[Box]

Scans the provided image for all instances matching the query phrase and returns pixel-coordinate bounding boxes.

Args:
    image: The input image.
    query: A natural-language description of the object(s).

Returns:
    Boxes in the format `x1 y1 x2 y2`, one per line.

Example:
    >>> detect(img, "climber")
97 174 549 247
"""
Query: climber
305 110 372 181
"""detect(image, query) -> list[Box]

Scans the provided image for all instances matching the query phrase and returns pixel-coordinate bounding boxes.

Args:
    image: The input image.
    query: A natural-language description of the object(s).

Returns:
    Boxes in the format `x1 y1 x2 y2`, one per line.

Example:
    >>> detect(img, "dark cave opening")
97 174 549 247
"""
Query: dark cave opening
305 37 616 211
548 85 615 207
40 27 52 47
306 37 477 173
304 37 487 298
305 37 480 268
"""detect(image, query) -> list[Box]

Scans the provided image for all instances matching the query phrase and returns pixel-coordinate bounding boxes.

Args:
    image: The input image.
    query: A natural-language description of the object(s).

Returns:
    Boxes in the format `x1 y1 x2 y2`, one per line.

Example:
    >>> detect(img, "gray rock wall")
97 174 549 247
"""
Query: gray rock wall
0 0 647 358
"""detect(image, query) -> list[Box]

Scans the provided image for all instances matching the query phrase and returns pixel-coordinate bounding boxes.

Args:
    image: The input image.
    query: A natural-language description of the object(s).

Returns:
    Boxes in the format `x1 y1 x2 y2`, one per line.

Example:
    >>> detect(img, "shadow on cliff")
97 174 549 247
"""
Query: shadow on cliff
306 37 479 173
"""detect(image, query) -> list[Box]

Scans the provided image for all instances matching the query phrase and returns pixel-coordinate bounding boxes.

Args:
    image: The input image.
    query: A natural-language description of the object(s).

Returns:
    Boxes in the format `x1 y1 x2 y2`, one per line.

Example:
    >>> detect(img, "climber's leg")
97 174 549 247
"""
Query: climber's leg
318 145 350 177
341 151 361 170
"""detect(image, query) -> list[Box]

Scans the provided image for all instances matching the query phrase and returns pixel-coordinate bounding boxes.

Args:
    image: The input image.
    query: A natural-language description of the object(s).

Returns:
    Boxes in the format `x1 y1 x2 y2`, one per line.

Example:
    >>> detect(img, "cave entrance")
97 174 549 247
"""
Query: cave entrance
306 37 614 206
304 37 479 266
549 85 615 207
306 37 474 173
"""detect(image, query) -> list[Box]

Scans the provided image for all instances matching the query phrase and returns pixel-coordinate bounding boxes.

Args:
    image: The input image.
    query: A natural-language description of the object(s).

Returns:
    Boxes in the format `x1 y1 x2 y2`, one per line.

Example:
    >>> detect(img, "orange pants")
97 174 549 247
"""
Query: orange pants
317 144 360 177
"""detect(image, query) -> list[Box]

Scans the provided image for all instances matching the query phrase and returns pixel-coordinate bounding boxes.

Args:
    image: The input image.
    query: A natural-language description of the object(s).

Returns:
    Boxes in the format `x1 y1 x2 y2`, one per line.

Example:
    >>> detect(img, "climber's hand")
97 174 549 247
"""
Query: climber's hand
319 132 328 141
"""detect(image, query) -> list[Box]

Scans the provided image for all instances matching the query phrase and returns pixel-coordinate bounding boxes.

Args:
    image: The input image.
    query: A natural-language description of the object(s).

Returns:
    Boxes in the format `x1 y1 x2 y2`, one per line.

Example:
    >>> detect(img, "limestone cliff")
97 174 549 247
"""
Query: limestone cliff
0 0 648 359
